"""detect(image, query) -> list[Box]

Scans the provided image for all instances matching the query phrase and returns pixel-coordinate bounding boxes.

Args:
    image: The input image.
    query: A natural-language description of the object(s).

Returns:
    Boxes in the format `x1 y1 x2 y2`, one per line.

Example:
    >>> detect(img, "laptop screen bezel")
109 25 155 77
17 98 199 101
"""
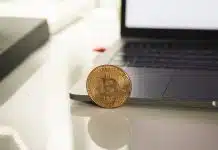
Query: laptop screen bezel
121 0 218 40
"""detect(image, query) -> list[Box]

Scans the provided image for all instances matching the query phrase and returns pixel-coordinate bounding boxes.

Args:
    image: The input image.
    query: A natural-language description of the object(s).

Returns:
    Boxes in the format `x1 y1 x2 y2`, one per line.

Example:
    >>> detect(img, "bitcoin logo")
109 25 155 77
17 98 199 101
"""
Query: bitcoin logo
97 78 119 95
86 65 132 108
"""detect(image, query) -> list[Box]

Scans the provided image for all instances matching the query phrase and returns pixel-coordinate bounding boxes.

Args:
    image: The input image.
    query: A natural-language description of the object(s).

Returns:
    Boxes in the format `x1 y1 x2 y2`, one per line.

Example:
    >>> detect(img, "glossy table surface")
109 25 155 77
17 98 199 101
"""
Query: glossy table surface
0 8 218 150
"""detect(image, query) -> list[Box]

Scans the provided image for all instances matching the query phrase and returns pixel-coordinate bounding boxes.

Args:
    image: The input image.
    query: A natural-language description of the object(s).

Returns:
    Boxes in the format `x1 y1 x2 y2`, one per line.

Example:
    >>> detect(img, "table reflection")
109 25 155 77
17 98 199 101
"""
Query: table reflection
88 111 130 150
71 102 218 150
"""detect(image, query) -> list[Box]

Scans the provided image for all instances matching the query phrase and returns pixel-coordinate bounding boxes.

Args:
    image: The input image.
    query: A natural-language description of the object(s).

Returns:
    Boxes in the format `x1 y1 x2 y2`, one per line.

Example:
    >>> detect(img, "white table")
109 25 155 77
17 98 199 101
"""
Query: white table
0 8 218 150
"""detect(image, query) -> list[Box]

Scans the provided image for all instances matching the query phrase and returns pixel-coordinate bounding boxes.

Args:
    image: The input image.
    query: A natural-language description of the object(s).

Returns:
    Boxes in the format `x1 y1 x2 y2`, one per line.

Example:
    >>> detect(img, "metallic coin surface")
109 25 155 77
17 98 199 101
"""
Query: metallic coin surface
86 65 132 108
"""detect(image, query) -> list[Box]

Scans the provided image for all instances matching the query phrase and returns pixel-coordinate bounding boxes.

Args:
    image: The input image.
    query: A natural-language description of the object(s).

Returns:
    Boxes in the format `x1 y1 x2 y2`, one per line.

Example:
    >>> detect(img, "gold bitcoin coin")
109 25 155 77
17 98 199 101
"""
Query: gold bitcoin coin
86 65 132 108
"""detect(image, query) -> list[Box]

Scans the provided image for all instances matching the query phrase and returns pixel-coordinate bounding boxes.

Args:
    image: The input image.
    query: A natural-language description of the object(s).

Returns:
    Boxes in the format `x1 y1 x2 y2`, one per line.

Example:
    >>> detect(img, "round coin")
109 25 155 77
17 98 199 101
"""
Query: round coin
86 65 132 108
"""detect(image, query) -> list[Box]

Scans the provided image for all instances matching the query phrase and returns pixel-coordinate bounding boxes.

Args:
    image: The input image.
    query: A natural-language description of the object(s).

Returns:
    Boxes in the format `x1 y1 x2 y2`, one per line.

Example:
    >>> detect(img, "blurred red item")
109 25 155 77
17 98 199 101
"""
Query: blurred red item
93 47 106 52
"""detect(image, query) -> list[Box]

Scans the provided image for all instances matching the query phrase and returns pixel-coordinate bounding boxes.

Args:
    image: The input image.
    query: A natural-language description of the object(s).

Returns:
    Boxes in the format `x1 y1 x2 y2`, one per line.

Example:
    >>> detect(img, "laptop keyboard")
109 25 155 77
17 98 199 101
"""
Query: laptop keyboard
109 41 218 70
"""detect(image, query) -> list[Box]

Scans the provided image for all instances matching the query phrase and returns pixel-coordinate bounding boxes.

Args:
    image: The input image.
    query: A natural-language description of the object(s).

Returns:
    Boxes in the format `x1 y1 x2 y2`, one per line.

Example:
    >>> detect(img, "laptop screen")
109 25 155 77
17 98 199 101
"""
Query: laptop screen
126 0 218 30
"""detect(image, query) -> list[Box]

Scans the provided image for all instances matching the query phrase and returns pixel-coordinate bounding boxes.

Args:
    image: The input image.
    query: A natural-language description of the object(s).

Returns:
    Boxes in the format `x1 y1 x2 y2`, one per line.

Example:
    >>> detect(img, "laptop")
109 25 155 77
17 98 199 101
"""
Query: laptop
70 0 218 108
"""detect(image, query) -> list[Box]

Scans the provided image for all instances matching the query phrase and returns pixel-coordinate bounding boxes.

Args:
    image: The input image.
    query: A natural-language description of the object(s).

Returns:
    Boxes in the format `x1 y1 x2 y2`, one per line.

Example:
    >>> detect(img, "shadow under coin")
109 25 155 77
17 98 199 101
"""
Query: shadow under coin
88 111 130 150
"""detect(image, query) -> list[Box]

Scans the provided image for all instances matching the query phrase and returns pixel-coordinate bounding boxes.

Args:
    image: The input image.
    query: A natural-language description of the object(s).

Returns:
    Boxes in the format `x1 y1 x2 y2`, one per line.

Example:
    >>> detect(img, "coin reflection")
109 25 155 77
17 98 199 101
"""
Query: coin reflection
88 111 130 149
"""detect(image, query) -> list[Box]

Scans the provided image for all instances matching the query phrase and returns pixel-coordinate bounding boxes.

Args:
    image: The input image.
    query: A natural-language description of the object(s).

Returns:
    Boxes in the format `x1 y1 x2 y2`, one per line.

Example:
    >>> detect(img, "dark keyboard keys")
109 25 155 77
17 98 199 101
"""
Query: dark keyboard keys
109 41 218 71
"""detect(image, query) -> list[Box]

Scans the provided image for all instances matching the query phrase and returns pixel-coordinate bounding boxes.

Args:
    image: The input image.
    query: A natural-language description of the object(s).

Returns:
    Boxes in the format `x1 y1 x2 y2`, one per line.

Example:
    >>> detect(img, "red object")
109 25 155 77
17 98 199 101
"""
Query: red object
93 47 106 52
